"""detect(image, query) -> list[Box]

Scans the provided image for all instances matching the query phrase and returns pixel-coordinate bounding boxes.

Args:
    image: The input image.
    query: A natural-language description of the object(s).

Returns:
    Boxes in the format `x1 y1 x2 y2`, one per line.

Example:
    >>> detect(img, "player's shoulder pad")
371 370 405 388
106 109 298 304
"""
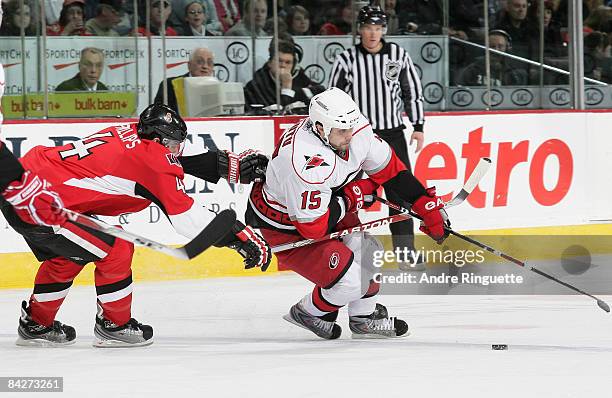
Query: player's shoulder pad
351 115 375 140
290 128 336 185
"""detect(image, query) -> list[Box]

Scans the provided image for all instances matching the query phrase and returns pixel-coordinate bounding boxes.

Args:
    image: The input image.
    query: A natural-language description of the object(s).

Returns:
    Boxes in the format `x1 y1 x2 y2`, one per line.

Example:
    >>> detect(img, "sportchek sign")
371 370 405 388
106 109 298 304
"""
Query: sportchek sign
0 110 609 253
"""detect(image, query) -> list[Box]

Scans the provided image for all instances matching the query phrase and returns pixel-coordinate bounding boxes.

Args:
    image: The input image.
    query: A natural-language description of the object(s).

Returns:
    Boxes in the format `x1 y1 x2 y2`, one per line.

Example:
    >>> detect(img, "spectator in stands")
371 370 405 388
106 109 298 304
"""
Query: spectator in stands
584 31 612 82
214 0 241 32
56 47 109 91
449 0 482 39
554 0 603 27
384 0 400 35
85 0 122 36
179 1 218 35
286 5 311 36
584 6 612 34
263 16 288 35
528 0 566 57
487 0 507 27
457 30 528 86
398 0 443 35
154 47 215 114
244 39 324 111
317 0 352 35
47 0 90 36
494 0 535 60
225 0 266 36
0 0 37 36
169 0 223 35
136 0 177 36
586 0 606 19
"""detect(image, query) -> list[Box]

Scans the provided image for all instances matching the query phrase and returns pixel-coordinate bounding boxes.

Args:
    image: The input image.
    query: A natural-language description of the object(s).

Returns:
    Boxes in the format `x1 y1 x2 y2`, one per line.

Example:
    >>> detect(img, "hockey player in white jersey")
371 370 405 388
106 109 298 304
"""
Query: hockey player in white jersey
246 87 449 339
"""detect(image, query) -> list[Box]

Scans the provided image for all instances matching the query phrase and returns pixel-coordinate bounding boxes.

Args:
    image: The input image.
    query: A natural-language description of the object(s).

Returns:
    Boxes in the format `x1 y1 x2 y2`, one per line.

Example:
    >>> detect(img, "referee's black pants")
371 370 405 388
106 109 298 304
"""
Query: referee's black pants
375 127 416 252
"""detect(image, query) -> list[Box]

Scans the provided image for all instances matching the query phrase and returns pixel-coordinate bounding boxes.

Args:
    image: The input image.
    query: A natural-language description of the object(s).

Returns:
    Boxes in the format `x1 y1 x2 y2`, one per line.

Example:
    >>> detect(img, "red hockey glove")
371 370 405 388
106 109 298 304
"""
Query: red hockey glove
218 149 269 184
2 171 67 227
411 187 450 244
342 178 379 213
227 221 272 271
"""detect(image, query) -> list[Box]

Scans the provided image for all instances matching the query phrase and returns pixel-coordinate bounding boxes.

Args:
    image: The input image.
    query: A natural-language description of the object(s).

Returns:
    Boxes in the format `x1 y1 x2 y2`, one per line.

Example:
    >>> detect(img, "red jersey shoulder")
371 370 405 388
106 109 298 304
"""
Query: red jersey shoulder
136 139 185 179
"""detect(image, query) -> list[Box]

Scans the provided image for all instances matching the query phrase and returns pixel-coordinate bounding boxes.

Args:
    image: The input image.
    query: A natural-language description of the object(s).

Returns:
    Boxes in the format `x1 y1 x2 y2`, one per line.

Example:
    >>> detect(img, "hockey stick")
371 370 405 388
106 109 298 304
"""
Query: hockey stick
271 213 413 253
446 157 491 208
272 158 491 253
374 197 611 314
61 208 237 260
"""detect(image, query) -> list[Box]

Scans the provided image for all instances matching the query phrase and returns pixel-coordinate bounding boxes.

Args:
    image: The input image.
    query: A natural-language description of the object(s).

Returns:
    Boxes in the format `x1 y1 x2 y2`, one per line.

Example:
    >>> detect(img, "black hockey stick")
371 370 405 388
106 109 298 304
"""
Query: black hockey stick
374 196 611 314
61 208 237 260
272 158 492 253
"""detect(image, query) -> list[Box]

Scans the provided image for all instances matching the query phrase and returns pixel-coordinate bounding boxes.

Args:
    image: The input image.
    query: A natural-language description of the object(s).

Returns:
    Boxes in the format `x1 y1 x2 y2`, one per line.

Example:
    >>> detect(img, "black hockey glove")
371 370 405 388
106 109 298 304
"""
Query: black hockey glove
215 220 272 271
217 150 269 184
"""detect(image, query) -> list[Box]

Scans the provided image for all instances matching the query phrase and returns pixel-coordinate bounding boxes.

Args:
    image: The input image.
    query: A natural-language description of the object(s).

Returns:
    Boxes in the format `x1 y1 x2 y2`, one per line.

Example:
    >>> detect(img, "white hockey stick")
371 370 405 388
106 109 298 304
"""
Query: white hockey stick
445 157 491 208
61 208 237 260
272 158 491 253
363 157 491 209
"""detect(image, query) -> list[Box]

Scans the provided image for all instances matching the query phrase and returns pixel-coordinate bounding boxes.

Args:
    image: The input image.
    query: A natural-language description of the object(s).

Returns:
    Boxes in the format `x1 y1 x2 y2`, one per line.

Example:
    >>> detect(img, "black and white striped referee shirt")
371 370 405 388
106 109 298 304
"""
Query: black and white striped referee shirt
328 40 425 132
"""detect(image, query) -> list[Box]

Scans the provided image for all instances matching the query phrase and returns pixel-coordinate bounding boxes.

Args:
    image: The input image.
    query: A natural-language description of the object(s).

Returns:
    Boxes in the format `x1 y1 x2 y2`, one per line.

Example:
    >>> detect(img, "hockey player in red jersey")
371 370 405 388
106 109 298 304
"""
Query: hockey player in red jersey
1 104 271 347
246 87 449 339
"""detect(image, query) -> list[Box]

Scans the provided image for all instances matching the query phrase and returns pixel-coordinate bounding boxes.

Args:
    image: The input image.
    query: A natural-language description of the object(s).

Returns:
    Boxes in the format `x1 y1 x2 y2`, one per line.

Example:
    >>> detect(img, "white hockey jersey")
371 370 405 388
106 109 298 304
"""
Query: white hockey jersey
249 115 407 239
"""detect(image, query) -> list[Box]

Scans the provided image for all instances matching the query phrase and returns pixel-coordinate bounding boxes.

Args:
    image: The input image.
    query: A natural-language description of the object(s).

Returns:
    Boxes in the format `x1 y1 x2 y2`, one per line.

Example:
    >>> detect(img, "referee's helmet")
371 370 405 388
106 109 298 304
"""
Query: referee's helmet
309 88 361 144
358 5 387 27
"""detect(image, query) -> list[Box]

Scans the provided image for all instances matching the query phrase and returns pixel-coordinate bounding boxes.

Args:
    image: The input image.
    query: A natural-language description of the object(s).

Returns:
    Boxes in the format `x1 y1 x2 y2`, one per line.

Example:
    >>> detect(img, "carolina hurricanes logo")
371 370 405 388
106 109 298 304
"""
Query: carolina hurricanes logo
303 154 329 171
164 112 173 123
329 252 340 269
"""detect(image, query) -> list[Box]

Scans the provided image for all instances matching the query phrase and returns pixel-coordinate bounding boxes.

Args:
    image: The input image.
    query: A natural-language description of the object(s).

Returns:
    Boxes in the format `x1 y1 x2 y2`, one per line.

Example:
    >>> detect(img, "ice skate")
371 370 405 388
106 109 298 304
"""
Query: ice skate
283 303 342 340
93 305 153 348
16 301 76 347
349 303 409 339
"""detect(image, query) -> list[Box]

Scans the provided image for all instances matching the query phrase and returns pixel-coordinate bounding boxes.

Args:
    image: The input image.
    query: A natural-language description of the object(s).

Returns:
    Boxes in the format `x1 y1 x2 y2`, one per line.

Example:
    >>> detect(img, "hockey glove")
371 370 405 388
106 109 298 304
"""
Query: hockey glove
218 150 269 184
224 220 271 271
342 178 379 213
2 171 67 227
411 187 450 244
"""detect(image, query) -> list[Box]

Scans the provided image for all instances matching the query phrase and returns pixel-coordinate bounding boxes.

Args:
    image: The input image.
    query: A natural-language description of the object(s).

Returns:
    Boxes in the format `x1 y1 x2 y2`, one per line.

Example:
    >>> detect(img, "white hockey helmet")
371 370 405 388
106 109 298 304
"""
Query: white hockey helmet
309 87 361 143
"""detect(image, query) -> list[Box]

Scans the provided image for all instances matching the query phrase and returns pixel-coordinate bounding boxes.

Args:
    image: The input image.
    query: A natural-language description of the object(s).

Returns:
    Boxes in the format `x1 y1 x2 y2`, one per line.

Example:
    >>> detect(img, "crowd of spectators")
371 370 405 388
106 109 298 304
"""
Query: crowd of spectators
1 0 610 85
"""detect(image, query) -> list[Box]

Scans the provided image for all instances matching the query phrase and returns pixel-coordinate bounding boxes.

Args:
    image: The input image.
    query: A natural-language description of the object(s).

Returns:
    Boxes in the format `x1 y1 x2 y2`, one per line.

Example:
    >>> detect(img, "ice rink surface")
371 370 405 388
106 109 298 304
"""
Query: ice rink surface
1 273 611 398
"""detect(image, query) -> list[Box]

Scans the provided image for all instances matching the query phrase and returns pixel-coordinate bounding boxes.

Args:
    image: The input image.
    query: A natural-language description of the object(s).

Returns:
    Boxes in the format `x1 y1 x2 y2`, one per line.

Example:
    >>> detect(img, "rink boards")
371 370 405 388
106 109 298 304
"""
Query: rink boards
1 110 611 288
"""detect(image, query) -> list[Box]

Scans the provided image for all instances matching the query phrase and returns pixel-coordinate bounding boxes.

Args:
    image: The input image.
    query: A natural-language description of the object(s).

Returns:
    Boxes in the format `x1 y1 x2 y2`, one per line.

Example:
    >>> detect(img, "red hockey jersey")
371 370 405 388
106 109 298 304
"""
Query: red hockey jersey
20 124 214 239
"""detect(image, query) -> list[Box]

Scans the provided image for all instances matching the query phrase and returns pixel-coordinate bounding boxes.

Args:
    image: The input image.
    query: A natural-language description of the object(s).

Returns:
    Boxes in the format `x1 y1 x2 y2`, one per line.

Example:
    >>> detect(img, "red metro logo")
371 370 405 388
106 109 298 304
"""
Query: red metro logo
415 127 574 207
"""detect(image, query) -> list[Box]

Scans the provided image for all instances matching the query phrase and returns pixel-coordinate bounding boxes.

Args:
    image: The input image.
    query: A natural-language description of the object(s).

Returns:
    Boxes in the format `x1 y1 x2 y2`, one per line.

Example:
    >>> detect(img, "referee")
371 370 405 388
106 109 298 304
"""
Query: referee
329 5 425 268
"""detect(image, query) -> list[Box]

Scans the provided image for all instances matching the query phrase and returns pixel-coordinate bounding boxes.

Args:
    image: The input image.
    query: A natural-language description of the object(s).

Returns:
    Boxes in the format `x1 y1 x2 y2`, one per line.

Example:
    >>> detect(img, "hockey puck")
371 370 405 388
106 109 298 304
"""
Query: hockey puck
492 344 508 350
